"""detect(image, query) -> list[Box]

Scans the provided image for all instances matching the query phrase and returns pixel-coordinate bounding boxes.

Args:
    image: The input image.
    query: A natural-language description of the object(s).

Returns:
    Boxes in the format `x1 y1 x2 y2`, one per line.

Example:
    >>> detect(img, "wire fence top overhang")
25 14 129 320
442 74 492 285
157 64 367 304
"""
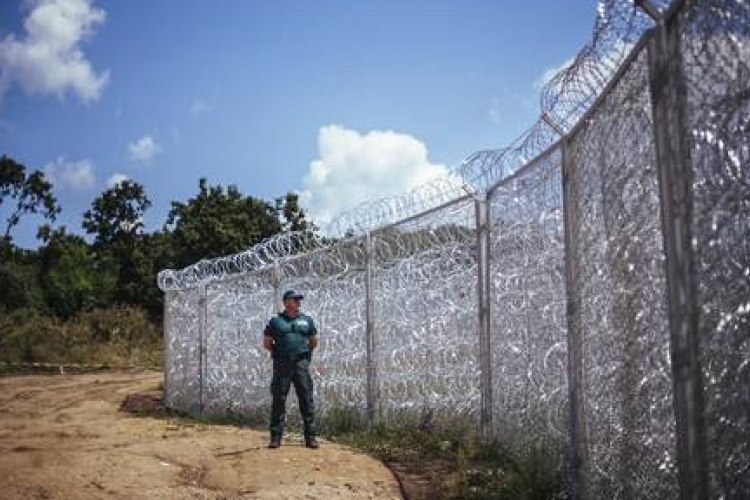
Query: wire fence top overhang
156 0 673 294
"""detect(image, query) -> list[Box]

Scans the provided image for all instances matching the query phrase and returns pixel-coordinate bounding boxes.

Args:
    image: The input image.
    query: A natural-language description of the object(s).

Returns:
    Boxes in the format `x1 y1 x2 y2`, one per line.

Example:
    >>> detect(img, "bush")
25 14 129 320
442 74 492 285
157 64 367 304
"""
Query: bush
0 260 47 312
1 308 64 362
0 305 162 368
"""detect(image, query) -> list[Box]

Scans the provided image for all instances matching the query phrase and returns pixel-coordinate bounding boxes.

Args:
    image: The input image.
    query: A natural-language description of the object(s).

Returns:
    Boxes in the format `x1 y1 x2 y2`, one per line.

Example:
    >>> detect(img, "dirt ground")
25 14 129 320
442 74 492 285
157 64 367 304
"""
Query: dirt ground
0 369 403 500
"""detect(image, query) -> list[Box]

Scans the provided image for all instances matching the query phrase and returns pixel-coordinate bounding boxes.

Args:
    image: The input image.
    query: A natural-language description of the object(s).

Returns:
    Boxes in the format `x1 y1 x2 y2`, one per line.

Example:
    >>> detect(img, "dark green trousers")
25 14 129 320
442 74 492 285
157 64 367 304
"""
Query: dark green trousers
269 353 316 439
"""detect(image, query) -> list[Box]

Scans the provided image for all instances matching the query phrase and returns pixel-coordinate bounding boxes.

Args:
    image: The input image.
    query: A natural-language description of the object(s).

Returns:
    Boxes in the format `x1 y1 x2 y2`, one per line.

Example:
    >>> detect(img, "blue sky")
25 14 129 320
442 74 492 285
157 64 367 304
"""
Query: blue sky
1 0 597 249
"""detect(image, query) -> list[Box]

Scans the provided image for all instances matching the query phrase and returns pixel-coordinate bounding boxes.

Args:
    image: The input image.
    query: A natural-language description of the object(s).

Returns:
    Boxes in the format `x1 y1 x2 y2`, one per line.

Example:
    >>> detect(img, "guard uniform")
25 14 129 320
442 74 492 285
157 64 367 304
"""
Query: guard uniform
263 309 318 440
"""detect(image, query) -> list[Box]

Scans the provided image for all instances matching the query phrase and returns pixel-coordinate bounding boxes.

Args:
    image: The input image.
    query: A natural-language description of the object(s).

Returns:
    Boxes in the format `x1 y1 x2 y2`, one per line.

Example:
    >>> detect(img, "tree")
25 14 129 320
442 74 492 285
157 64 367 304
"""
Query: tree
37 225 116 318
82 180 151 247
0 255 46 312
132 229 176 316
82 181 153 309
0 155 60 245
165 178 282 268
276 191 317 233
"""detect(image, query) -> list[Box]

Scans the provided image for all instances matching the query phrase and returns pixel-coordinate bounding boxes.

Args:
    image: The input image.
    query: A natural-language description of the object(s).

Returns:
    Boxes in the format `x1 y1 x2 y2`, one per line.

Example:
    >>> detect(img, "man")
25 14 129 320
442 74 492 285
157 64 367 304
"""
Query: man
262 289 320 449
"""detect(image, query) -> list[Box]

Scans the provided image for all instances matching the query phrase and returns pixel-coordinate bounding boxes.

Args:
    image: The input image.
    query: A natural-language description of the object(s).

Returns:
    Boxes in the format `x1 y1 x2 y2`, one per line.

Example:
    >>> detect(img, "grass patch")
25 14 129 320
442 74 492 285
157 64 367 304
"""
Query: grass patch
154 399 567 500
327 415 566 499
253 405 567 499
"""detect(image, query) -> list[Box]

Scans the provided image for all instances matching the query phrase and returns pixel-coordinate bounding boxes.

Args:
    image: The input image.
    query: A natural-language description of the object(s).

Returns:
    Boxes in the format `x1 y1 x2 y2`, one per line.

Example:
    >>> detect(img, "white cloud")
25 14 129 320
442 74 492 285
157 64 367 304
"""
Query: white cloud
299 124 451 227
534 56 576 91
128 135 161 163
189 99 213 117
534 39 636 94
0 0 109 104
43 156 95 190
106 172 128 188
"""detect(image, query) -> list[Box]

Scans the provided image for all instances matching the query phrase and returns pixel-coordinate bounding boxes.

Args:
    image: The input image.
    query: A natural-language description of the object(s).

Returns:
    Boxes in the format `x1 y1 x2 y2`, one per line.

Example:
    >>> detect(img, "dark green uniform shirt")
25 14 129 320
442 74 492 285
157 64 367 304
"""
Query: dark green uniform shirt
263 311 318 359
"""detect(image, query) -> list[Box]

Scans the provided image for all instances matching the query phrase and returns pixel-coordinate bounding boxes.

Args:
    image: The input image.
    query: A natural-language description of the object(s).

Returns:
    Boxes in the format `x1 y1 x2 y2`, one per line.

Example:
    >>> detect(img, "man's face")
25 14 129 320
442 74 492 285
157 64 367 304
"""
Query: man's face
284 296 301 314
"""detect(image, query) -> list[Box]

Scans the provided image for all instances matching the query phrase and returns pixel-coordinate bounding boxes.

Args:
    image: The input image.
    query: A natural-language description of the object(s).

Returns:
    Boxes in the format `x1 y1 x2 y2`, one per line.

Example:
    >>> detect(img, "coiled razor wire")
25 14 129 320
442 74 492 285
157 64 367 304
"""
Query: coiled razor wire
157 1 669 293
679 0 750 497
159 1 749 498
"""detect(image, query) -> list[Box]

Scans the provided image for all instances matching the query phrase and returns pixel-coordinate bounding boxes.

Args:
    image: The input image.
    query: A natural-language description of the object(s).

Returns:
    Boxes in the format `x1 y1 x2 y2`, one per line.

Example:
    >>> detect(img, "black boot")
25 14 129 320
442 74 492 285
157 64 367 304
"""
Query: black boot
305 436 319 449
268 435 282 449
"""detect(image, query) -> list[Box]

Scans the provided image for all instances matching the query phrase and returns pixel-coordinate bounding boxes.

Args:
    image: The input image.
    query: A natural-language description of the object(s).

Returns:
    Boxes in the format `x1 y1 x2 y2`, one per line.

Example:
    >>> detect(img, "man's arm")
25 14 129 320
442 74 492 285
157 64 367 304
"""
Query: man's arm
262 322 274 351
263 335 274 351
308 317 319 351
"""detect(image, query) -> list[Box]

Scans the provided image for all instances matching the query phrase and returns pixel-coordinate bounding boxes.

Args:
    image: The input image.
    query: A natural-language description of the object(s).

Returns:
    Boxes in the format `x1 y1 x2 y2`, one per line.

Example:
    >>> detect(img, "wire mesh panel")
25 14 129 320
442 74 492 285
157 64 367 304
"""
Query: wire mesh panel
372 197 480 424
164 287 202 416
202 270 275 416
278 238 368 417
154 2 749 497
488 147 569 458
678 1 750 497
566 45 677 498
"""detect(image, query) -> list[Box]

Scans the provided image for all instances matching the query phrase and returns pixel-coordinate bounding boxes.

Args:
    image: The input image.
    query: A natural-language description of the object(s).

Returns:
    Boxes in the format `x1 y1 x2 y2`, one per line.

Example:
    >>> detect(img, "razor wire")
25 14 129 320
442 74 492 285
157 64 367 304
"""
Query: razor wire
163 287 203 415
201 271 276 417
371 197 480 421
156 2 666 293
488 146 568 460
678 0 750 497
159 1 749 498
565 43 677 499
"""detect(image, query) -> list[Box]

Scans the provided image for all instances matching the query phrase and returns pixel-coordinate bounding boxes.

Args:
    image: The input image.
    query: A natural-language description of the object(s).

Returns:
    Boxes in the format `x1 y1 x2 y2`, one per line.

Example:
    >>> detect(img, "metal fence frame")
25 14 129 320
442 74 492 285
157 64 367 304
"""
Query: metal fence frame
159 1 747 498
643 2 709 499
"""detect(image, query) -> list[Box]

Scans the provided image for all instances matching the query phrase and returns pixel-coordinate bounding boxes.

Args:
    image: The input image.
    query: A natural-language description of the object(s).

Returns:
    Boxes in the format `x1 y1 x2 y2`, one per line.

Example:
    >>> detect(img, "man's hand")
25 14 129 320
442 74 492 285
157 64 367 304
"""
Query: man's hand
263 335 274 351
309 335 318 351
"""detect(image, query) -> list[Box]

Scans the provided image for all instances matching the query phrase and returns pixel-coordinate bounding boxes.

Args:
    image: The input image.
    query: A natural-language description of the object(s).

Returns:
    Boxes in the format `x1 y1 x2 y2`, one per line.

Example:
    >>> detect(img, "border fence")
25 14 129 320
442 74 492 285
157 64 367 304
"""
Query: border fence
157 0 749 498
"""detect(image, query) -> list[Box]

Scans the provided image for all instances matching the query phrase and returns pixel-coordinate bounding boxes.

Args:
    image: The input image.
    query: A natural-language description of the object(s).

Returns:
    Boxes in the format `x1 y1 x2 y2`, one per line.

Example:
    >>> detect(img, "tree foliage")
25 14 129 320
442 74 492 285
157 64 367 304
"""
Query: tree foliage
166 177 282 268
0 153 318 342
0 155 60 244
0 251 46 312
277 191 317 233
80 180 161 311
37 225 116 318
82 179 151 247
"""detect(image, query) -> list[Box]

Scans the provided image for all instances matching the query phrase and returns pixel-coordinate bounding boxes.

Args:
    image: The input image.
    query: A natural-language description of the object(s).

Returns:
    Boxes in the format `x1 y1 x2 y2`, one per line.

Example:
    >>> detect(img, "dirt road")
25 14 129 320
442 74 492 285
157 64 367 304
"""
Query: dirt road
0 369 403 500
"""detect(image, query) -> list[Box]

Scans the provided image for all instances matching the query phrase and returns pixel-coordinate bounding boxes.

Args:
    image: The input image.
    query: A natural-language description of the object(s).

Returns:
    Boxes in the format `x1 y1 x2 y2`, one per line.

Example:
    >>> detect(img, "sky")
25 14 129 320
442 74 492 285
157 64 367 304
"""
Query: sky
0 0 598 249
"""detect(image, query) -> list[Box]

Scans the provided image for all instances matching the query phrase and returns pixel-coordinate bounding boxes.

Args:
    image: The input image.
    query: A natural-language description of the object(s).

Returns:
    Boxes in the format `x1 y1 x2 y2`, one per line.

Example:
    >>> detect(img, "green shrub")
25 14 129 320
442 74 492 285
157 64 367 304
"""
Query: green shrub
1 308 62 362
0 305 161 368
0 260 47 312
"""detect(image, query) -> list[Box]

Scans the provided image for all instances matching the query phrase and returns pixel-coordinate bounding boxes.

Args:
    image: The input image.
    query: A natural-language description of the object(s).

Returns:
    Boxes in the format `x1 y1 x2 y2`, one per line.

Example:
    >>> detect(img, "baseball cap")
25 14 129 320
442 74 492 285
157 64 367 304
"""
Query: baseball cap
282 289 304 300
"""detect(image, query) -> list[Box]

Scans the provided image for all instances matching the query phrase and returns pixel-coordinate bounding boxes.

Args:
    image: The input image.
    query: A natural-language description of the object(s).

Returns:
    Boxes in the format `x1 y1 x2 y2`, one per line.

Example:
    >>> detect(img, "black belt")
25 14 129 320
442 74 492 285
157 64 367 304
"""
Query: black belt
275 351 311 361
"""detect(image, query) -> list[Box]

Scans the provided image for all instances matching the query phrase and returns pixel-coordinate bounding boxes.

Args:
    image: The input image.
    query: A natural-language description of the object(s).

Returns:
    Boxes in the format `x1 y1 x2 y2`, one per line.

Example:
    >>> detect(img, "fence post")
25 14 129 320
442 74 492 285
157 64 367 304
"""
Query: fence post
561 137 590 500
198 283 208 416
364 231 378 426
474 193 493 441
162 290 172 407
644 8 709 499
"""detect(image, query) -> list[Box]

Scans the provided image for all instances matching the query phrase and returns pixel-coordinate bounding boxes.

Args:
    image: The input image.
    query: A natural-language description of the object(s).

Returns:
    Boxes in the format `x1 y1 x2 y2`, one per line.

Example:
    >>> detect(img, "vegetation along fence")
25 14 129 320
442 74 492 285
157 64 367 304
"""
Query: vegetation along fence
157 0 748 498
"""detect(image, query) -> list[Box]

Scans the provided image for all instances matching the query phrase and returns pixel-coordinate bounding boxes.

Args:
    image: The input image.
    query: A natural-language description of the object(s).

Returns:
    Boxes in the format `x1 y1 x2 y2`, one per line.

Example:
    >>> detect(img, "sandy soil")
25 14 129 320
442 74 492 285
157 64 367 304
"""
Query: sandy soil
0 369 403 500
